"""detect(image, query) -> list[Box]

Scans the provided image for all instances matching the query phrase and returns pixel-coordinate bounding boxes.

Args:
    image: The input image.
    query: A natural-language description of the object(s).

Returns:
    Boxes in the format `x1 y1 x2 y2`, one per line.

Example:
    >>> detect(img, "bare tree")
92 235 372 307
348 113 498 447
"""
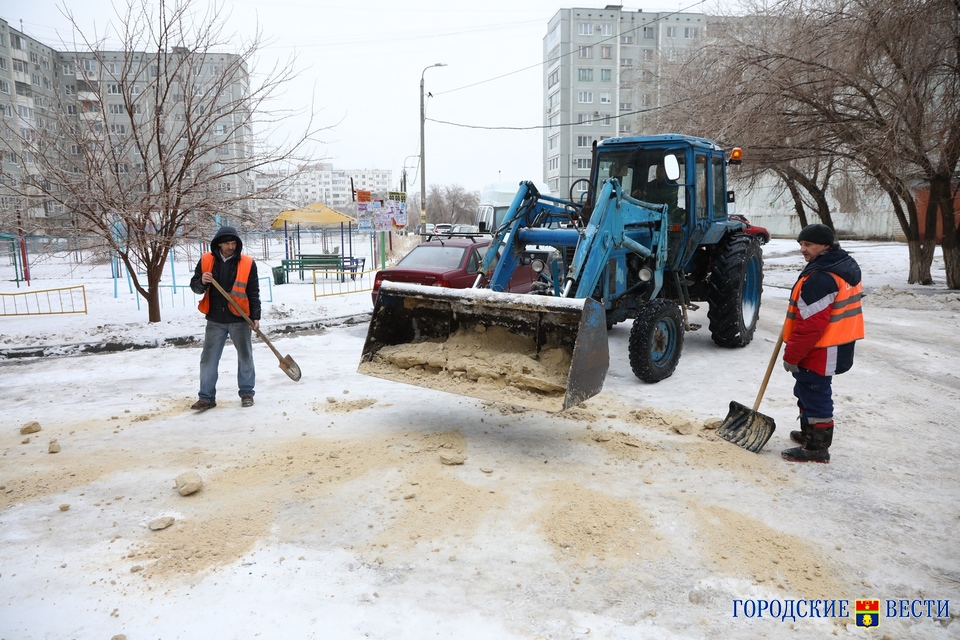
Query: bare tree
0 0 321 320
665 0 960 286
422 185 480 226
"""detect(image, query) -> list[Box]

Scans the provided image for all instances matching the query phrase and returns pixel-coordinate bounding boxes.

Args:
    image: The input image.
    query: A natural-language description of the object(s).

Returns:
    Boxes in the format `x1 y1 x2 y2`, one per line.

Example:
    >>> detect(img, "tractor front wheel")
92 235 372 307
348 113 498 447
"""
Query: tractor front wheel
628 299 684 383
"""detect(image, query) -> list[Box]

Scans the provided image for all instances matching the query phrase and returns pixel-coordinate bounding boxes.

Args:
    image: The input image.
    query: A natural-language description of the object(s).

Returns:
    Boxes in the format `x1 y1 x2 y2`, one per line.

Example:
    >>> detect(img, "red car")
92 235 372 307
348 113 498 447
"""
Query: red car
371 237 539 304
729 214 771 244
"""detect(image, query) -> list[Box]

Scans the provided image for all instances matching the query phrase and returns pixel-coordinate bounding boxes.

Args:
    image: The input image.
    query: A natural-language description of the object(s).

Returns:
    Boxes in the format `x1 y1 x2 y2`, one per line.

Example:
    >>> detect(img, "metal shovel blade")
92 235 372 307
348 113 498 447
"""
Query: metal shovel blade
717 400 776 453
279 355 302 381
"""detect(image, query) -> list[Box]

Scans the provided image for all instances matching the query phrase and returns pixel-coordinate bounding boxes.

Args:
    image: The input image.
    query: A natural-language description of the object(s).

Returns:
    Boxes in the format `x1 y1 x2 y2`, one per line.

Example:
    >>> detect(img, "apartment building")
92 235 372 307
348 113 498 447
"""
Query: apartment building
257 163 393 210
0 18 250 235
543 6 708 197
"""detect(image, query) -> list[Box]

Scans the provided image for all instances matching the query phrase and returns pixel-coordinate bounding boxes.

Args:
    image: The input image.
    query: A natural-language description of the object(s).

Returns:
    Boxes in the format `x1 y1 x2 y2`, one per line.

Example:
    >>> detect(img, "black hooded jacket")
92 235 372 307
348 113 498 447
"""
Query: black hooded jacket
190 226 261 323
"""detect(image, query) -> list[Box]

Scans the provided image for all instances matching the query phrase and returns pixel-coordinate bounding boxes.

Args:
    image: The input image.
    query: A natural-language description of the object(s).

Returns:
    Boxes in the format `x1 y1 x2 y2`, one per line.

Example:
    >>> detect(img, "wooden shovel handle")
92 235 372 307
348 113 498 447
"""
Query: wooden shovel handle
754 329 785 411
207 278 284 362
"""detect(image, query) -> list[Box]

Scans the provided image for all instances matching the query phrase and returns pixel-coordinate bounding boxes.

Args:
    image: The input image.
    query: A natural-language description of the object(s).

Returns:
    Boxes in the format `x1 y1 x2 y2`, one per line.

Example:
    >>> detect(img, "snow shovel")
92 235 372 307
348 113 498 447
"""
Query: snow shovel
717 329 782 453
208 278 302 382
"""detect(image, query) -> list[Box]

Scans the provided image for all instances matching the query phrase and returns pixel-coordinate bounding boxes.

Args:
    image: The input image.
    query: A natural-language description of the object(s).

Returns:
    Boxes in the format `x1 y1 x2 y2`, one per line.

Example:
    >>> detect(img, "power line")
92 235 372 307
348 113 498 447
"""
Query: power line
425 101 685 132
435 0 708 96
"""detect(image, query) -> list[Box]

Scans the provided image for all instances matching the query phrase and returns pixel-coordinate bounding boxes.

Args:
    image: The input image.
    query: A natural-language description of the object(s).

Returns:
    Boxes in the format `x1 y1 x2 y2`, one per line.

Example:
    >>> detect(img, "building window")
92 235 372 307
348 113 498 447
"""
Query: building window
644 49 655 62
0 58 7 71
620 102 633 111
619 124 632 133
66 104 77 114
620 58 633 67
685 27 700 39
13 60 27 73
548 69 559 88
667 26 678 38
576 158 592 170
644 27 655 39
578 113 593 125
34 97 43 108
83 59 98 73
63 63 75 75
578 23 593 36
601 115 611 126
578 68 594 82
601 45 612 60
601 24 613 36
548 134 559 150
109 103 126 115
621 35 634 44
548 156 560 171
0 105 11 118
107 62 122 74
578 91 593 104
107 83 122 95
0 80 8 94
600 68 612 82
600 92 611 104
579 46 592 59
577 135 593 147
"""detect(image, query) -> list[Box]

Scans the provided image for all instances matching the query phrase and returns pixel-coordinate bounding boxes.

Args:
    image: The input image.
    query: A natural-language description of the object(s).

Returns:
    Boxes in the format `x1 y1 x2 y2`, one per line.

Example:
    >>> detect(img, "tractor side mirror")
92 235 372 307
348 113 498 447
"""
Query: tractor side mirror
727 190 736 203
478 220 488 233
664 154 681 182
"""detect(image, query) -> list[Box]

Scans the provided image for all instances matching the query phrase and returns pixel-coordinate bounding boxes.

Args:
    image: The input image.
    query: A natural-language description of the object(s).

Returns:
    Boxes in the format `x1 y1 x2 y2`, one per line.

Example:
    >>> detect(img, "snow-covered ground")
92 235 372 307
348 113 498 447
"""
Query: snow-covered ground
1 239 958 639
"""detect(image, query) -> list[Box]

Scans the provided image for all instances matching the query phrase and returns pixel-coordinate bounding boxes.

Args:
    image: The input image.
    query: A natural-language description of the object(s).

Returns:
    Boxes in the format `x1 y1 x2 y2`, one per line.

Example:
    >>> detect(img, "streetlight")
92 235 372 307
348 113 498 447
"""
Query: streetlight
420 63 447 227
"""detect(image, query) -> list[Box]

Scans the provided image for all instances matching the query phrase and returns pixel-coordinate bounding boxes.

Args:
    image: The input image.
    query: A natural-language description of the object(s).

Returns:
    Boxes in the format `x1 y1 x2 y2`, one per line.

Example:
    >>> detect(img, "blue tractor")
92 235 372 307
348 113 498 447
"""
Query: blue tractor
359 135 763 411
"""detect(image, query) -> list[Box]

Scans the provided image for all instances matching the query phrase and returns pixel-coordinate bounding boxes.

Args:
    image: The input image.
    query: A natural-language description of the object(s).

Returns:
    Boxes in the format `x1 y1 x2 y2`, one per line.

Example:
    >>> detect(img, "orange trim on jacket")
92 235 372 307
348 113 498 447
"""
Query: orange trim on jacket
197 252 253 316
783 272 864 347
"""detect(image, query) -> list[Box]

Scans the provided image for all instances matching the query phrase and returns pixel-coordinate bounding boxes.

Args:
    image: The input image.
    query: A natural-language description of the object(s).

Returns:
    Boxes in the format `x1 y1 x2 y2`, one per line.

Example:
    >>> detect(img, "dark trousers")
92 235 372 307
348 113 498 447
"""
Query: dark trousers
792 368 833 423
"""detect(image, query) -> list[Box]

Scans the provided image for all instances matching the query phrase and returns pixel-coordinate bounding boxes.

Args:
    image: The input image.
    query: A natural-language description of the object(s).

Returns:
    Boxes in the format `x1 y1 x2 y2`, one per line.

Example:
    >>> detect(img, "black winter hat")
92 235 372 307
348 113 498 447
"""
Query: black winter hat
211 225 240 246
797 224 835 246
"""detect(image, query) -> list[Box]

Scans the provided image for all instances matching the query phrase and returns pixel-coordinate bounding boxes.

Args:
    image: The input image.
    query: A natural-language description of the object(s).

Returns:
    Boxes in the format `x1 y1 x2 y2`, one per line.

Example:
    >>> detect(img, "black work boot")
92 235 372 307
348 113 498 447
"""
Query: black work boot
789 419 812 446
782 424 833 463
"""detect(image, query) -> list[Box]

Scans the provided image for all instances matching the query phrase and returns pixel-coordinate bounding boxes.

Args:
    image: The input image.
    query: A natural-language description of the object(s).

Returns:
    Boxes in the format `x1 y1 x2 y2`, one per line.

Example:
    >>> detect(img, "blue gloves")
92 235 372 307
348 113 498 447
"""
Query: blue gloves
783 361 800 373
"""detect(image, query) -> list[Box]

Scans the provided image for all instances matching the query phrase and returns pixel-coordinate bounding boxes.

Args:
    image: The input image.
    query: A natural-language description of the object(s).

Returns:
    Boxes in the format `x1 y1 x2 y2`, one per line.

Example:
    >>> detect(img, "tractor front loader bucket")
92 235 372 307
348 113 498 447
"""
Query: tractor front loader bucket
358 283 609 412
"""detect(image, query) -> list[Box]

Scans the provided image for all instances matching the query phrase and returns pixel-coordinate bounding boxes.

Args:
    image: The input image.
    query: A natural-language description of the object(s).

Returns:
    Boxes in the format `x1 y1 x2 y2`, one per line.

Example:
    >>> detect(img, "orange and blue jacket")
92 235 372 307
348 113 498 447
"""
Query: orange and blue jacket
783 247 864 376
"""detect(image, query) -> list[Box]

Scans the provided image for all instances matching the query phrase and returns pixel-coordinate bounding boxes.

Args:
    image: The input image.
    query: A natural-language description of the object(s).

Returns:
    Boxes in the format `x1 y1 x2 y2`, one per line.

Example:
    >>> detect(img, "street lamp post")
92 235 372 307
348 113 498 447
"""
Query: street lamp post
420 63 447 227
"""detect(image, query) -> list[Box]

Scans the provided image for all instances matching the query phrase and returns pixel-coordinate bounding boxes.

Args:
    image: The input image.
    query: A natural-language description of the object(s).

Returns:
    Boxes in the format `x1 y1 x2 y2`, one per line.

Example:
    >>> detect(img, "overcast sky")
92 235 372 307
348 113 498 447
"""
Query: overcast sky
8 0 710 193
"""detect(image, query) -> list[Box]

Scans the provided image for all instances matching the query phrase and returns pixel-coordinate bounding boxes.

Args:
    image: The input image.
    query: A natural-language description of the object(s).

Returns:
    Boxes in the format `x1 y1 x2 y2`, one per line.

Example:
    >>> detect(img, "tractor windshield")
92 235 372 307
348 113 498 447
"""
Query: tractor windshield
596 146 686 218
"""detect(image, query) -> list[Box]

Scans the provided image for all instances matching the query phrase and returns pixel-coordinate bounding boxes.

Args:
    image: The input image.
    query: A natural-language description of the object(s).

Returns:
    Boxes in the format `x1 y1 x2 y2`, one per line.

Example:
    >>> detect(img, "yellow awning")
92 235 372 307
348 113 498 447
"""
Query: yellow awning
272 202 356 228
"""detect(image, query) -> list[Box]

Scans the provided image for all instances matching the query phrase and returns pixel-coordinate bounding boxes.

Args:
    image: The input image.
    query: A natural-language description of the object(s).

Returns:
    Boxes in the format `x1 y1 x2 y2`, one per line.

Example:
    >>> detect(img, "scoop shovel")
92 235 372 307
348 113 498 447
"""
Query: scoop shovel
717 329 782 453
208 278 302 381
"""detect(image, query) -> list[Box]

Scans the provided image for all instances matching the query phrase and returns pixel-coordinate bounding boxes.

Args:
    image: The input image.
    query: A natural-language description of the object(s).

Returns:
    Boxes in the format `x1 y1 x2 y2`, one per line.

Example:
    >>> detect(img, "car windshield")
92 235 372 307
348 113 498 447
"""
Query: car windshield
397 245 467 269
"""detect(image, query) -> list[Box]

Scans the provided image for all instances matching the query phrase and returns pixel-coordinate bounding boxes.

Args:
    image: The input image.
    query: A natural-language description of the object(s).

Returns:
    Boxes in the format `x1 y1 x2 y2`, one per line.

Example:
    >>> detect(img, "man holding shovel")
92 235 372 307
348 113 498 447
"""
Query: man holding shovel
189 225 261 410
781 224 864 463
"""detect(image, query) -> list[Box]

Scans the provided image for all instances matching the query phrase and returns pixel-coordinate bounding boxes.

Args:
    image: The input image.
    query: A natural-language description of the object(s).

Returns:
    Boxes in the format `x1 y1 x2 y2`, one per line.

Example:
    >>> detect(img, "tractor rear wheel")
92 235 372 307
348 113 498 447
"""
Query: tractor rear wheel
628 299 684 383
707 233 763 348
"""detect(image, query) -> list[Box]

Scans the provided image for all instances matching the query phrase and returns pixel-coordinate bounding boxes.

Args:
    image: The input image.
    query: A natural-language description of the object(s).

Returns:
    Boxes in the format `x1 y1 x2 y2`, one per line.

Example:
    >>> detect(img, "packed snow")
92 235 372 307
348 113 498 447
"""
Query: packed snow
1 238 958 639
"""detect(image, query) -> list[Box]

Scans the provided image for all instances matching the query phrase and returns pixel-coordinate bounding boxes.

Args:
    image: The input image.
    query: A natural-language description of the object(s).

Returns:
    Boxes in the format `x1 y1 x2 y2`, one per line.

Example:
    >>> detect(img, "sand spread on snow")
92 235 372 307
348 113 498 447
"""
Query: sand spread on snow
359 325 573 412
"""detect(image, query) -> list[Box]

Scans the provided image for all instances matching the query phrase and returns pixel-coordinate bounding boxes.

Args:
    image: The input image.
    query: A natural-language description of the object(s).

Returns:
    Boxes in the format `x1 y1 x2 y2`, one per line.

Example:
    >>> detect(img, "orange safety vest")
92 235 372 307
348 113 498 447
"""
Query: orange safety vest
197 252 253 316
783 272 864 347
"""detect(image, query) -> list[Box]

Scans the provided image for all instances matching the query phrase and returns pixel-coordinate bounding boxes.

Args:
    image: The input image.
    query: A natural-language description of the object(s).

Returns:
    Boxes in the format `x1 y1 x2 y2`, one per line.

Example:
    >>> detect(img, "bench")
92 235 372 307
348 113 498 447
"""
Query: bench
281 254 344 281
343 257 366 279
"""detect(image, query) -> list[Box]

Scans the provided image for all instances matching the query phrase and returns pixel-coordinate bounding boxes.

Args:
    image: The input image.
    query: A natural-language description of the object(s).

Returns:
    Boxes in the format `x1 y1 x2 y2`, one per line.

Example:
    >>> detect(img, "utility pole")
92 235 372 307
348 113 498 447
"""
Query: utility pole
420 63 447 229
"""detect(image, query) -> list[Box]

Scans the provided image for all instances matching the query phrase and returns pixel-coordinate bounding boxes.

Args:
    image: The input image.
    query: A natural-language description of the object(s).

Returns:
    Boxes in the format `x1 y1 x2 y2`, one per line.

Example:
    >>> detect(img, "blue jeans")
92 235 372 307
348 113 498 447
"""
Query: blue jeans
792 368 833 422
198 320 255 402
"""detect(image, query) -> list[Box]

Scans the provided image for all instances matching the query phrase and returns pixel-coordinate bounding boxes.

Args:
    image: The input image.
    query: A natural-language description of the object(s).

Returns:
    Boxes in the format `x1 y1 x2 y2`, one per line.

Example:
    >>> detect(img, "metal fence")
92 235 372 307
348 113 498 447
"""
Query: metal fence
0 228 376 285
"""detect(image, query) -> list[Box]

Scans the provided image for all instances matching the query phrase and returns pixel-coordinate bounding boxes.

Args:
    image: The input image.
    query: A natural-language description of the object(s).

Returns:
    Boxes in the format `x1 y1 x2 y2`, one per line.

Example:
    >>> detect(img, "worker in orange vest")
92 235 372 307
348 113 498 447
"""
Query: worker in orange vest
781 224 864 463
189 226 261 410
